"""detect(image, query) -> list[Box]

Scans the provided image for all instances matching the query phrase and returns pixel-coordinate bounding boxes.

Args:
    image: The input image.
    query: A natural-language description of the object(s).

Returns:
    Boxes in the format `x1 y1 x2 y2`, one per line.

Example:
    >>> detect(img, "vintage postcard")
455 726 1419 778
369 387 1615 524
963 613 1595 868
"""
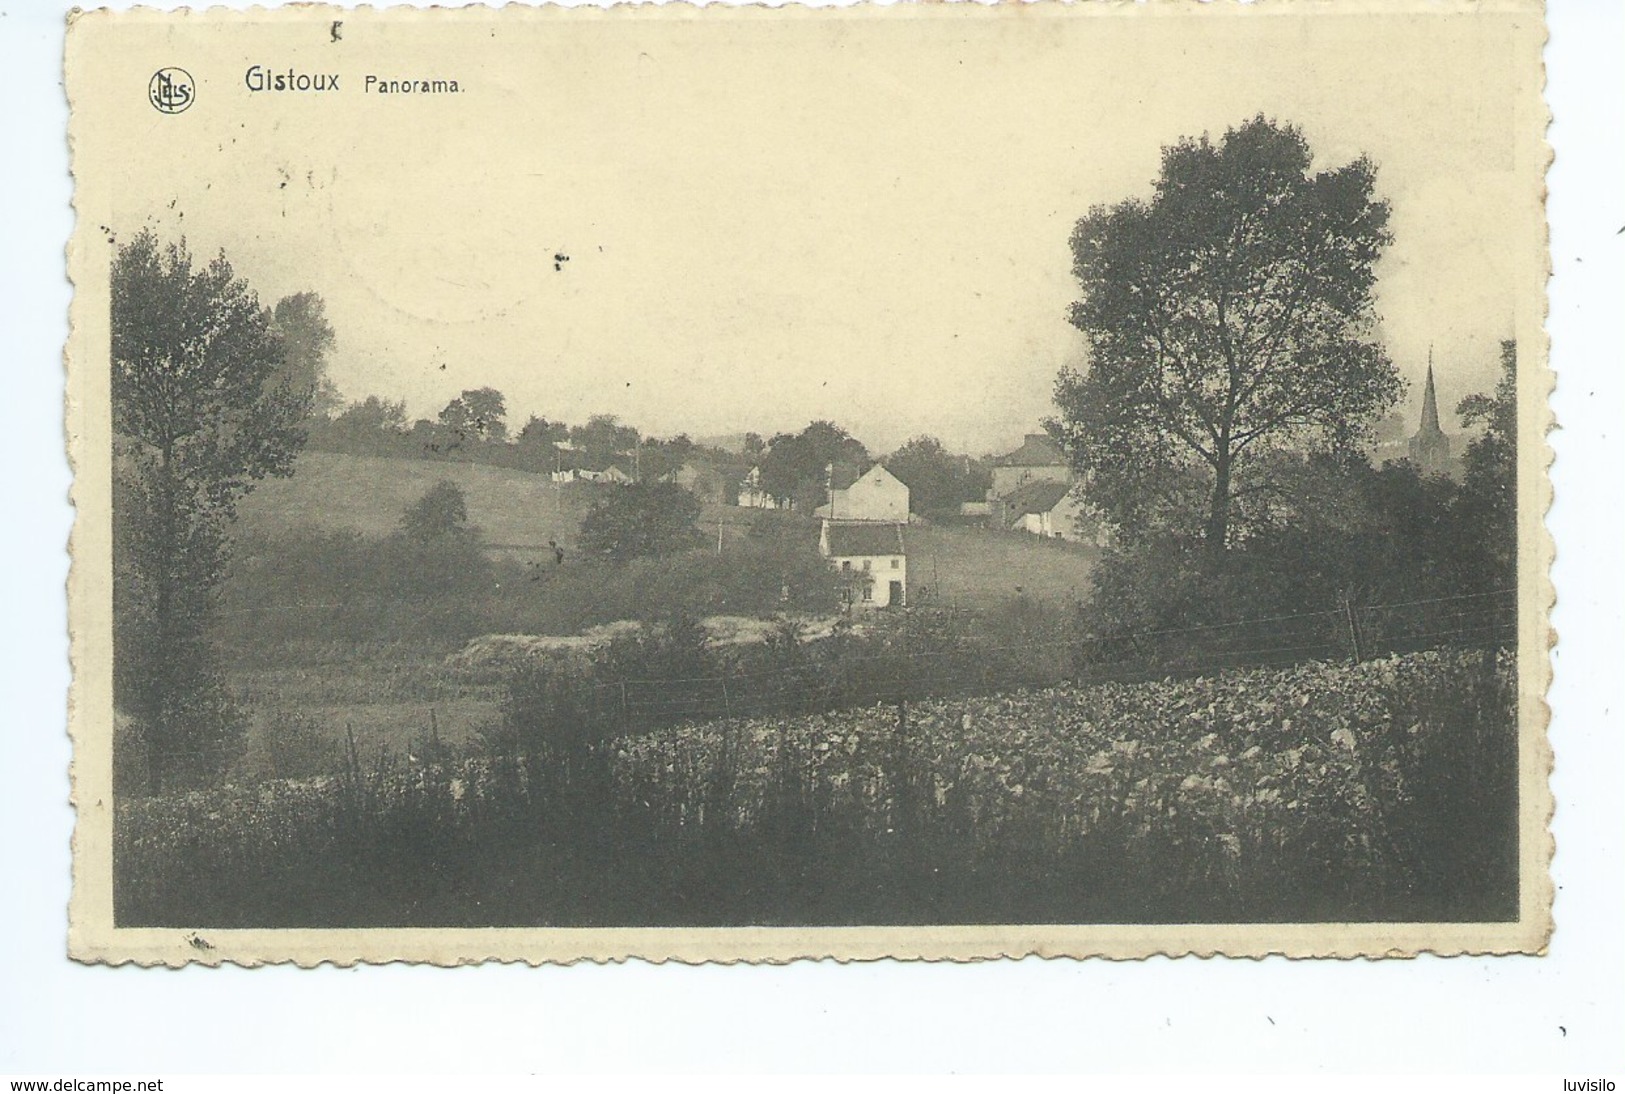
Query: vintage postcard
65 0 1551 966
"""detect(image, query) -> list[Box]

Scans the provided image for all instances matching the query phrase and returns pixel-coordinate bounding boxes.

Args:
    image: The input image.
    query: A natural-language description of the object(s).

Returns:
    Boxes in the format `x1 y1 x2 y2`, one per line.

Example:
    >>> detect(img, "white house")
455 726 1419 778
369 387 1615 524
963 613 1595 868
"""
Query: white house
1004 480 1080 539
1002 480 1106 545
816 463 910 523
819 520 907 609
559 464 632 485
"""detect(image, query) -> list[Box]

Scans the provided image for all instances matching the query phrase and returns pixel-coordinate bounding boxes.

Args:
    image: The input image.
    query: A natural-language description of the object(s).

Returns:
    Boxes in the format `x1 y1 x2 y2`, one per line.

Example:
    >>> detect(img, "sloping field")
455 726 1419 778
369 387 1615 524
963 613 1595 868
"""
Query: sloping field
235 451 594 556
904 522 1098 610
233 452 1096 603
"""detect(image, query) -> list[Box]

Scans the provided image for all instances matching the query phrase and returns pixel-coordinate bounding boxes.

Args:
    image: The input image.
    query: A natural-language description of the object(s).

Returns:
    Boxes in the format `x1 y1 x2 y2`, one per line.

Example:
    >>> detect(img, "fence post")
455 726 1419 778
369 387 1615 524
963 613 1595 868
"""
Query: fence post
1342 595 1366 664
721 677 732 720
893 697 909 835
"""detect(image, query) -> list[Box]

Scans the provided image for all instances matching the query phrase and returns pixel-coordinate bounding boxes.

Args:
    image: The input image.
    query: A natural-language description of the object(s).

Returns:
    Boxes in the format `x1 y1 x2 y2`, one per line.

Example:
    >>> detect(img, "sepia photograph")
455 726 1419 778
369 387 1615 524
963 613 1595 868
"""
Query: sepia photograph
63 0 1551 964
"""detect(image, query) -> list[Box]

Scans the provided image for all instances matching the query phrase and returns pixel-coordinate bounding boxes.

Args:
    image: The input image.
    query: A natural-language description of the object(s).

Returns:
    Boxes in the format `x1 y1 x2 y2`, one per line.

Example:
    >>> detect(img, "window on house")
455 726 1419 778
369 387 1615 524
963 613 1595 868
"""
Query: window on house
862 559 871 571
890 558 899 569
862 585 873 601
841 560 851 572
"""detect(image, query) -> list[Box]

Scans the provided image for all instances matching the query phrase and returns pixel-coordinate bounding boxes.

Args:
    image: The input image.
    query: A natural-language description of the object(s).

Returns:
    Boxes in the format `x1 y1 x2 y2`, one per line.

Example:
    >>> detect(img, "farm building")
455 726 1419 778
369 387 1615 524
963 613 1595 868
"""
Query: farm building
816 463 910 523
820 519 907 609
554 464 632 484
988 433 1071 498
1001 480 1098 543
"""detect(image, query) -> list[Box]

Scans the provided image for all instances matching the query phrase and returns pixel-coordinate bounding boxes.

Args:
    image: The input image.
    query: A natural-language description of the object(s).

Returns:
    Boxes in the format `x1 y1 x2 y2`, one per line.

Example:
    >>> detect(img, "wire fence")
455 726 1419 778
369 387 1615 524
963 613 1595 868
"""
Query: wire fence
120 587 1517 793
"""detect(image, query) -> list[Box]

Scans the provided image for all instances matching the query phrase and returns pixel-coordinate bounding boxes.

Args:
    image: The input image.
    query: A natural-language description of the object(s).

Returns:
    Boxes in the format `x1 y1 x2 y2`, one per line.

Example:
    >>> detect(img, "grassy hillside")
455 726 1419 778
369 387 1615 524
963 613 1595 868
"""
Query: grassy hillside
235 451 1096 605
905 522 1097 610
236 451 594 558
214 451 1096 785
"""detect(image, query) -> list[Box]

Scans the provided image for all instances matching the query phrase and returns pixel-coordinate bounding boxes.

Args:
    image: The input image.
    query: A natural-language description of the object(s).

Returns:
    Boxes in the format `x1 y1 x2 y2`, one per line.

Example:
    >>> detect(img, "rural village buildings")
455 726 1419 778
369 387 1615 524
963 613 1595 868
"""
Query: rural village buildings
982 432 1103 545
730 430 1106 610
820 520 908 609
816 463 909 523
809 463 912 609
1002 479 1088 540
989 433 1072 498
736 466 789 510
551 464 631 485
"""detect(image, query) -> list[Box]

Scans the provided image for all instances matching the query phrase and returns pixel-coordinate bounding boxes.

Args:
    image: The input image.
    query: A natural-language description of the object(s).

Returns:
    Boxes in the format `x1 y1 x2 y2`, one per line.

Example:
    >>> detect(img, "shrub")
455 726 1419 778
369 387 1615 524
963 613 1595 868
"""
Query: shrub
577 481 702 561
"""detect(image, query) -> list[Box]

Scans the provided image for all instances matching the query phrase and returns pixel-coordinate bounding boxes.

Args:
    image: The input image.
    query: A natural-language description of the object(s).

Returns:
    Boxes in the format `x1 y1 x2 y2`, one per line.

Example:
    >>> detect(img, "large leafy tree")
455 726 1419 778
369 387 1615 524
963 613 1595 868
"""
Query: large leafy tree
578 481 702 562
111 230 311 790
399 480 473 543
315 394 408 455
758 420 868 511
270 291 340 419
885 435 988 515
1052 116 1400 556
437 386 508 447
511 414 567 473
569 413 641 466
1454 339 1518 591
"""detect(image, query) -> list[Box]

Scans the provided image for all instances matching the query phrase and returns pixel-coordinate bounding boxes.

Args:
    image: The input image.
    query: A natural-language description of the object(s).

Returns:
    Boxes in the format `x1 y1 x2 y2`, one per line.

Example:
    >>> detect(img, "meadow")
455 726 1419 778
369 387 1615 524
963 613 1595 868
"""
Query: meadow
236 451 1099 599
235 450 594 559
904 520 1098 612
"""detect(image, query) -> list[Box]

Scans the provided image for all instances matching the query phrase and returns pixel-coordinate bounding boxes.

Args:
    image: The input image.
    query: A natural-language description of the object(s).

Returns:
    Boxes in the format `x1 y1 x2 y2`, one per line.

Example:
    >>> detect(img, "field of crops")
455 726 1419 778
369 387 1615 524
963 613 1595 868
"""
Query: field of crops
115 648 1517 928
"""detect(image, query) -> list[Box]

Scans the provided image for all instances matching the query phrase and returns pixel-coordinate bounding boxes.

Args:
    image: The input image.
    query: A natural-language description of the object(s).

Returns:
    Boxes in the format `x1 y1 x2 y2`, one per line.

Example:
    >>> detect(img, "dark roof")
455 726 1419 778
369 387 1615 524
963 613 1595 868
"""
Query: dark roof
824 521 905 557
1004 480 1073 516
996 433 1067 468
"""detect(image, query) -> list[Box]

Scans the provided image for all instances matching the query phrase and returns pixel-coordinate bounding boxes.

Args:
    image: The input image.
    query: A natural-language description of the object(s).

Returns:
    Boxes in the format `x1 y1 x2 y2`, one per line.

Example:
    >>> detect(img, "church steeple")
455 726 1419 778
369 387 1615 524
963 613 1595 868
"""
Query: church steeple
1418 350 1443 436
1408 347 1451 474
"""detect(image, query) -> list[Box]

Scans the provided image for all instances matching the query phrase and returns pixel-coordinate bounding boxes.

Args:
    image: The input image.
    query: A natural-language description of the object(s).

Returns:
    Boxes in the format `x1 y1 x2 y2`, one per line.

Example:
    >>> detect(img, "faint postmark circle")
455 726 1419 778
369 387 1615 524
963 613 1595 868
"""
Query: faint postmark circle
148 68 195 114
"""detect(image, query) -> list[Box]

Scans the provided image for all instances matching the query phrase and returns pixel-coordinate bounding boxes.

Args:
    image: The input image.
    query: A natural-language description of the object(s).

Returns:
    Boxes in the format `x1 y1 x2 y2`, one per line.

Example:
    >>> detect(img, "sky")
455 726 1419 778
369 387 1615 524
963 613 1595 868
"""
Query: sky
78 4 1545 456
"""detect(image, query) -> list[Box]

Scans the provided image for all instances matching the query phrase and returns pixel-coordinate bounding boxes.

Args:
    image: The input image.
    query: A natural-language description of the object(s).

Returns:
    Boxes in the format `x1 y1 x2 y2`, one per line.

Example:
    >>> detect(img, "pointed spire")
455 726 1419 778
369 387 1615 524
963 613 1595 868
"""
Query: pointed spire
1419 348 1442 435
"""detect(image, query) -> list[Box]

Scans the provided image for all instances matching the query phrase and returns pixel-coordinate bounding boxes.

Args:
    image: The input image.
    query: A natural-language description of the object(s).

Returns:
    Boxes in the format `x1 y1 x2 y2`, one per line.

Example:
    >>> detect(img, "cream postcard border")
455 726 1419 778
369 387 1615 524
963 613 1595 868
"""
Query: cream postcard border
63 0 1553 966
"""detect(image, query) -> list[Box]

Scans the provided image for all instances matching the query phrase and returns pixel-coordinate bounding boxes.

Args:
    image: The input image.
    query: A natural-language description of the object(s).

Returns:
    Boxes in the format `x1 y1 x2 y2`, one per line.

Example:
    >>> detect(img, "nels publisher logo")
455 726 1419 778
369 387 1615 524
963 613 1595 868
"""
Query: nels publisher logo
148 67 194 114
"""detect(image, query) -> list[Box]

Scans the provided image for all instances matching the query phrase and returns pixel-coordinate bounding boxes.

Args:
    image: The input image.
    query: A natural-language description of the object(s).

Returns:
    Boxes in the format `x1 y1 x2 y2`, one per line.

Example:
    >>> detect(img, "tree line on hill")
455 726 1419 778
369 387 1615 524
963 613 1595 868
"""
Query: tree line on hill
314 392 994 519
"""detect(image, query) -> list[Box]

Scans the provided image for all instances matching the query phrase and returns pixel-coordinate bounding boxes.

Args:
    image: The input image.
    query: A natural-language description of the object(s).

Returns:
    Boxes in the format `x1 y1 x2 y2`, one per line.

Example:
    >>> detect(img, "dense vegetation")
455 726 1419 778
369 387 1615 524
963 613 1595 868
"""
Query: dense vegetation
115 648 1516 928
111 231 313 792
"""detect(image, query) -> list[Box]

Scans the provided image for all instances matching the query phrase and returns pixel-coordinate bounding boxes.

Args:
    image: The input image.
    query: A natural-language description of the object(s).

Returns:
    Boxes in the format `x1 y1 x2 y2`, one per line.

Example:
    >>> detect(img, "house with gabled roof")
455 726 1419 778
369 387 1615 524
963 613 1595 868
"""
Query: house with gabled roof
816 462 909 523
1002 479 1099 543
820 519 906 608
989 433 1071 498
